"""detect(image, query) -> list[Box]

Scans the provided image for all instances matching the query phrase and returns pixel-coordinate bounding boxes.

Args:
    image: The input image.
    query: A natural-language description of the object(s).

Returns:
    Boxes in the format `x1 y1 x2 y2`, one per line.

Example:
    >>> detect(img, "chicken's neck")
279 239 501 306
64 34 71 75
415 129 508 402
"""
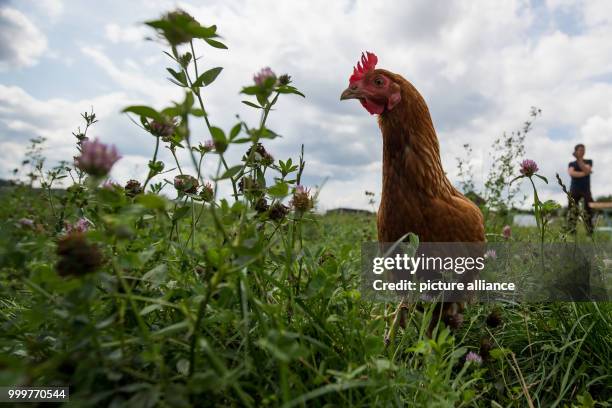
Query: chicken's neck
378 98 455 202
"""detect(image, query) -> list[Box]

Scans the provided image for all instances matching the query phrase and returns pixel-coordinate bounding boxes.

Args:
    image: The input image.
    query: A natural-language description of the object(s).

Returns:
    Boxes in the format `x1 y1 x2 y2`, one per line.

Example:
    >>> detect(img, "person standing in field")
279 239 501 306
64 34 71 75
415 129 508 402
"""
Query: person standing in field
567 143 594 234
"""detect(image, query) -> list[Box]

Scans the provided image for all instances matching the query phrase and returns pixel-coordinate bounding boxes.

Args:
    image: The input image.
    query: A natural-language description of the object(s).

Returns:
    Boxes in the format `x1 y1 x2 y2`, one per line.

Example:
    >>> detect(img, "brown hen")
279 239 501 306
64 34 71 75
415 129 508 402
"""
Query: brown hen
340 52 485 335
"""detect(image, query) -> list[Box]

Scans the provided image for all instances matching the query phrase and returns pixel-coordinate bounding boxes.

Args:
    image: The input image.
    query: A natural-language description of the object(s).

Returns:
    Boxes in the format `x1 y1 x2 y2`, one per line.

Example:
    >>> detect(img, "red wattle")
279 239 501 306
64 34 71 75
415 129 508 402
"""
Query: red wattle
361 99 385 115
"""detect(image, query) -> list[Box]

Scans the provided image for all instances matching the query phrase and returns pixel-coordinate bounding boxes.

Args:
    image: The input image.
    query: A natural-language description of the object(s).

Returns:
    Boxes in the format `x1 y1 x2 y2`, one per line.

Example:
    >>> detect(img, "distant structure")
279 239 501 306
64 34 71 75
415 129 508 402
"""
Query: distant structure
326 208 374 216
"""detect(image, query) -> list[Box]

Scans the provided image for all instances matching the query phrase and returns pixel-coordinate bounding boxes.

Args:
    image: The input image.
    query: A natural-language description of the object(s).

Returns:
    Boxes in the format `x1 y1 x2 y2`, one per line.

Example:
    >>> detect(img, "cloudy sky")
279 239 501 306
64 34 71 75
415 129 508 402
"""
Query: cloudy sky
1 0 611 210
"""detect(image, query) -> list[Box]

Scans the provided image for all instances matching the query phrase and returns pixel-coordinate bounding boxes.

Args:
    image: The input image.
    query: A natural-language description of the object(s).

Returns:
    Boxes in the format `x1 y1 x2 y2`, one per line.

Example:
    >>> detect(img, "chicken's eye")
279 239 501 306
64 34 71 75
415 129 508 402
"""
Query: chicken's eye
374 77 385 87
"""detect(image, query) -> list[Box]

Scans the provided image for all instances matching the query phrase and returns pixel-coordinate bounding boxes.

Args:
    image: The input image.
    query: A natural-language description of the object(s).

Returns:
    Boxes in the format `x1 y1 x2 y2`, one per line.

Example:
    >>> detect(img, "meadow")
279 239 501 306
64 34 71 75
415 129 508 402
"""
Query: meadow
1 10 611 407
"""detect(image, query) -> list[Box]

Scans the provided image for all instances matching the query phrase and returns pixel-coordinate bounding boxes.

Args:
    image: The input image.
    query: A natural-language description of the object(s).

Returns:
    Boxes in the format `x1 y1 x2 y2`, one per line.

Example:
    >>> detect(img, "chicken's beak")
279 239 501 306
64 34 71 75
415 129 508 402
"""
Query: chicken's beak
340 86 361 101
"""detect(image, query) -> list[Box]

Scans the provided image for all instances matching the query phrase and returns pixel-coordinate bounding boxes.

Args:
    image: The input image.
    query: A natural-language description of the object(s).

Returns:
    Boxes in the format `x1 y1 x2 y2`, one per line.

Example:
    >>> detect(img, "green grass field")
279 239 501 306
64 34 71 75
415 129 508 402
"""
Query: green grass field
1 185 611 407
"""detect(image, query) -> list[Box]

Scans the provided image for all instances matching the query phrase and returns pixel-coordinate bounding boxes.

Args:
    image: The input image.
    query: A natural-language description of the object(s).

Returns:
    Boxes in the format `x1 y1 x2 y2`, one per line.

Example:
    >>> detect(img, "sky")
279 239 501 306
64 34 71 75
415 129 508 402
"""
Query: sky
1 0 611 211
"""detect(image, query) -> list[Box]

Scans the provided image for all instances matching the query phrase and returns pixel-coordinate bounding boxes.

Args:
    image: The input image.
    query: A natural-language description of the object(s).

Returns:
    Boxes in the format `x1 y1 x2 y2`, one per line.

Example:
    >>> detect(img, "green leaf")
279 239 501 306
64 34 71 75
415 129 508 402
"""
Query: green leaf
209 126 227 151
209 126 225 140
122 106 162 121
241 100 262 109
145 20 172 31
229 123 241 140
204 38 228 49
256 93 268 107
161 106 181 117
172 205 191 221
217 165 242 180
168 78 185 88
179 52 192 68
145 19 176 30
192 67 223 87
541 199 561 213
160 50 174 60
258 128 279 139
153 321 189 337
140 304 162 316
277 85 305 97
535 174 548 184
240 86 260 95
268 181 289 198
509 175 525 185
95 314 116 329
142 264 168 288
489 348 511 360
256 338 290 363
127 388 160 408
208 126 226 152
190 108 207 117
188 25 217 39
166 68 187 87
183 92 194 110
136 194 167 211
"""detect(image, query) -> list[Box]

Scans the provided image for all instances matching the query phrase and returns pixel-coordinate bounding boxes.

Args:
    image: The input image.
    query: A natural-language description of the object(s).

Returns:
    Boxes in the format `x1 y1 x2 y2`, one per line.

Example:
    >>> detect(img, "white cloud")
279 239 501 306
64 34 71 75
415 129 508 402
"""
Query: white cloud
0 83 217 191
80 46 180 104
174 0 612 207
33 0 64 19
545 0 578 10
105 23 149 44
0 83 146 183
582 0 612 27
0 7 47 70
2 0 612 210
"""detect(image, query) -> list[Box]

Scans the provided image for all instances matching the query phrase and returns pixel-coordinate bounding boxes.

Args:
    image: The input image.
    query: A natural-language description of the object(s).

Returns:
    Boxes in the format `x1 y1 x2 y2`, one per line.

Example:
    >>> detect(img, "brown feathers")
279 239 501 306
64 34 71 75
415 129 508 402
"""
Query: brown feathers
340 57 485 335
376 70 485 244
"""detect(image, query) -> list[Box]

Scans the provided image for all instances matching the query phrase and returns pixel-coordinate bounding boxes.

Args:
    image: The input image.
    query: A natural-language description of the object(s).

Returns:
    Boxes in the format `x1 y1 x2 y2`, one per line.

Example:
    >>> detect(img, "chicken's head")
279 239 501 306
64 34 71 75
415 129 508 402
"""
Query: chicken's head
340 51 401 115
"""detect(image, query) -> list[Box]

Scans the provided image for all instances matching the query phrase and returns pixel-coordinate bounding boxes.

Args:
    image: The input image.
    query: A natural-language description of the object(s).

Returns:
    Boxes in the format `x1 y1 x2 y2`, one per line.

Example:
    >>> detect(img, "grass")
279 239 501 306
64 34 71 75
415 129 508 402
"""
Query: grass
0 185 610 407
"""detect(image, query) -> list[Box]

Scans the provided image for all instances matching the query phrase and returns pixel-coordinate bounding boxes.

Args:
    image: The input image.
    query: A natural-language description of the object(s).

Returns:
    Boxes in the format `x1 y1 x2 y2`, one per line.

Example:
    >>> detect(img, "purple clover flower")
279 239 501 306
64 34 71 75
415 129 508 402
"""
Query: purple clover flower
18 218 35 228
502 225 512 240
200 181 214 202
291 185 314 213
74 138 121 177
174 174 199 194
203 140 215 152
485 249 497 260
253 67 277 86
149 118 176 138
102 180 121 190
465 352 483 364
519 159 538 177
66 218 90 234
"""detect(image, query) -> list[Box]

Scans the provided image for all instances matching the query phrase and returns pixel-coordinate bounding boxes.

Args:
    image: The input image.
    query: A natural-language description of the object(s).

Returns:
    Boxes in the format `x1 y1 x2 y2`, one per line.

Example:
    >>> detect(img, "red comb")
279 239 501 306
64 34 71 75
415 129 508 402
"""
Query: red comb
349 51 378 83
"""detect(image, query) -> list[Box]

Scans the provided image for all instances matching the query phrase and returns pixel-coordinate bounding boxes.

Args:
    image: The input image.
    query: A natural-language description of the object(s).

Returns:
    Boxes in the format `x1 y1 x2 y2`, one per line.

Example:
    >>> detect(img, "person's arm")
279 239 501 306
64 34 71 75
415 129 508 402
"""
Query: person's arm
568 166 588 178
576 159 592 174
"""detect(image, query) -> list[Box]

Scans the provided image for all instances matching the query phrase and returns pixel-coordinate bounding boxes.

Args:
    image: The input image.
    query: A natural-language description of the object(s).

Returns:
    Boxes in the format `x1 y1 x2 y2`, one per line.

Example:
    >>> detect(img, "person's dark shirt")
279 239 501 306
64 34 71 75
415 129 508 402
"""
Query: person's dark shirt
569 159 592 193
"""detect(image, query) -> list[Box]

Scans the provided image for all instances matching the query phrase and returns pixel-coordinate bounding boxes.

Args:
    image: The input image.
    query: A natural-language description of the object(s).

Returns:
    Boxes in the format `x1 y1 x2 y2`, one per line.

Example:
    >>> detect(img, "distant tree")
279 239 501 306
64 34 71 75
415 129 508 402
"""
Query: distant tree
595 195 612 202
